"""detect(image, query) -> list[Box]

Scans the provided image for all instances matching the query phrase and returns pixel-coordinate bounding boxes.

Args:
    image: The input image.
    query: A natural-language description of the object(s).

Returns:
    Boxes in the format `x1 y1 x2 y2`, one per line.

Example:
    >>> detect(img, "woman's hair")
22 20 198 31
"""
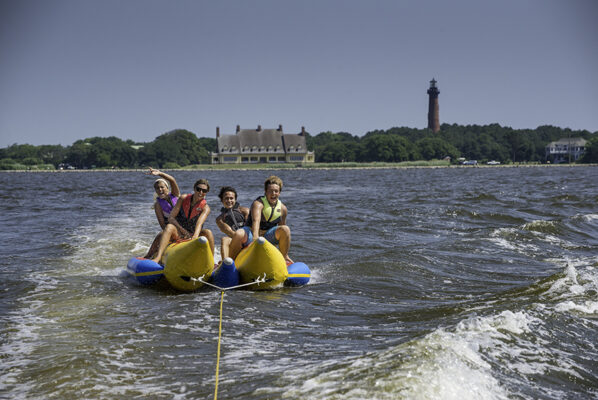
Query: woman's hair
193 178 210 192
153 178 170 191
264 175 283 192
218 186 237 200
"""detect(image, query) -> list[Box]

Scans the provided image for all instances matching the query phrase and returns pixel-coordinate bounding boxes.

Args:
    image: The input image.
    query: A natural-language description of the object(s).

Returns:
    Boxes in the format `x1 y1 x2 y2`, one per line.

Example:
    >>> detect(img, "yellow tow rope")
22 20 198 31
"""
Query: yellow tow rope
193 275 267 400
214 290 224 400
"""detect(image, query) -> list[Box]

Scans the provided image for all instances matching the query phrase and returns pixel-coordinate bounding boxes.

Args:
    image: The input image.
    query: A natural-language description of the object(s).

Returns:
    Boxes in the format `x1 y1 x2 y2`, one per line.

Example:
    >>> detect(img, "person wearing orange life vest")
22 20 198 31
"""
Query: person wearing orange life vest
150 178 215 263
241 175 293 265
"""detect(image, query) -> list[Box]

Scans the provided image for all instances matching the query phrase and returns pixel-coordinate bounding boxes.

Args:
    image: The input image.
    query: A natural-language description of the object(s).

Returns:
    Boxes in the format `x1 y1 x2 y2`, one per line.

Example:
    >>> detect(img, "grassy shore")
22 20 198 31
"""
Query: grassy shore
179 160 453 170
2 160 596 172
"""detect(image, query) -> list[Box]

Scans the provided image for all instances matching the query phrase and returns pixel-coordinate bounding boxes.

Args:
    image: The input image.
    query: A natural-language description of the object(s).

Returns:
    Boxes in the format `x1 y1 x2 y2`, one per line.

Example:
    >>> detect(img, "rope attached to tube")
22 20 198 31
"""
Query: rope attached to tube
191 275 267 400
214 290 224 400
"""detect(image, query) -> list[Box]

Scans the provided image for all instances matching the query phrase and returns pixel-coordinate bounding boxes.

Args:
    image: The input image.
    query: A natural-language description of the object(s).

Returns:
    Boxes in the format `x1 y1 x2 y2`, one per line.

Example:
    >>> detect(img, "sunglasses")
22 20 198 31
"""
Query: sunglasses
195 187 208 193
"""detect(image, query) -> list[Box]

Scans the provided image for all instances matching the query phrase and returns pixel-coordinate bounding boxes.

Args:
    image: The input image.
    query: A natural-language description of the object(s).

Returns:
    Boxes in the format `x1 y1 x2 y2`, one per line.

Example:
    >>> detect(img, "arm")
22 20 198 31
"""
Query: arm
168 194 192 237
250 200 263 240
154 201 167 230
240 206 250 220
216 213 235 238
279 204 288 226
148 167 180 197
192 204 211 239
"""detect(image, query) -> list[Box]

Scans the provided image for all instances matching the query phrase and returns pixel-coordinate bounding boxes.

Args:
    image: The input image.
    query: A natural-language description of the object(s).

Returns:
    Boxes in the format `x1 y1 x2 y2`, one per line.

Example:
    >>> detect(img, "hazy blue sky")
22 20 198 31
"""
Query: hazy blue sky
1 0 597 147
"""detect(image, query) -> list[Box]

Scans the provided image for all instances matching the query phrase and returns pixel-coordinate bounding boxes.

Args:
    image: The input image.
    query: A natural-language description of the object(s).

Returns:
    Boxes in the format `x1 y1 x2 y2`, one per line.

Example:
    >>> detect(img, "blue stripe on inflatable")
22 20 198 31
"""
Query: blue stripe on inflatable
127 257 164 285
284 262 310 286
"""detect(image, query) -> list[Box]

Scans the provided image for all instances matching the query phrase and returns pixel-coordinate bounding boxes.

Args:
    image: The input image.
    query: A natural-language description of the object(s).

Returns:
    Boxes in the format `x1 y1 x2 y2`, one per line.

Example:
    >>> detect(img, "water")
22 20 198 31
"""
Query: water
1 166 597 399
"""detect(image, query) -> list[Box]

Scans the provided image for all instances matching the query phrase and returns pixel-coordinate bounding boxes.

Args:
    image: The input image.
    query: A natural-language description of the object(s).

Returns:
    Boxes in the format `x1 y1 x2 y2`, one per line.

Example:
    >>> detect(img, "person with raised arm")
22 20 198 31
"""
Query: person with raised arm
144 167 180 258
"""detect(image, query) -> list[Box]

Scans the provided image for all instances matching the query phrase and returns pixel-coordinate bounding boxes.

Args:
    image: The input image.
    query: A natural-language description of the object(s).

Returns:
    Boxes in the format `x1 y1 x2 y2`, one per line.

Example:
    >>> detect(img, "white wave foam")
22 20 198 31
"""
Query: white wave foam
279 304 593 399
555 300 598 314
0 273 60 398
544 261 598 300
522 219 557 231
59 204 157 276
488 228 539 253
581 214 598 222
278 312 543 399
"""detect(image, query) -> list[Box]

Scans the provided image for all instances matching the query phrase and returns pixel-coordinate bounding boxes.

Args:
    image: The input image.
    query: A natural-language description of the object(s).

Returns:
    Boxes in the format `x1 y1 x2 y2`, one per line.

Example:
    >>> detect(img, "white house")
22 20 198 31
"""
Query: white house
545 137 587 163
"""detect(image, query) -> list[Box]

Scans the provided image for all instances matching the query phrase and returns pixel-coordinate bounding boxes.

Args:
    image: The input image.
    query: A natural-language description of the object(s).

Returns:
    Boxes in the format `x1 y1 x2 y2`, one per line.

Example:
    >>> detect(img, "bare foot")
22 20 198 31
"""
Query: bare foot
284 256 294 266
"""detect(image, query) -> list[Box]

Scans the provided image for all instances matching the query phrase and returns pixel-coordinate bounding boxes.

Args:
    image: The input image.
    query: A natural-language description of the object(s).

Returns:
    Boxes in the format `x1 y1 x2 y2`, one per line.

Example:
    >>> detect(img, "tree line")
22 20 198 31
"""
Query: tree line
307 124 597 164
0 130 216 170
1 124 597 170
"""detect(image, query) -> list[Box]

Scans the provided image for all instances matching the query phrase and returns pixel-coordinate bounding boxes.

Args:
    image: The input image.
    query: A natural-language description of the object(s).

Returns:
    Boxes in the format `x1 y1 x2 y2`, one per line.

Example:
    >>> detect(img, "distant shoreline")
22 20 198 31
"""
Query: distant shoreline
2 163 596 173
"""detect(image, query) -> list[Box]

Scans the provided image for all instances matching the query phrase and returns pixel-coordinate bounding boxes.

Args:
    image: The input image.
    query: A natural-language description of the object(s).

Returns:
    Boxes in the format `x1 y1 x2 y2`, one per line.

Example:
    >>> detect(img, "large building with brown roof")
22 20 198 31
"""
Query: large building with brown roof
211 125 315 164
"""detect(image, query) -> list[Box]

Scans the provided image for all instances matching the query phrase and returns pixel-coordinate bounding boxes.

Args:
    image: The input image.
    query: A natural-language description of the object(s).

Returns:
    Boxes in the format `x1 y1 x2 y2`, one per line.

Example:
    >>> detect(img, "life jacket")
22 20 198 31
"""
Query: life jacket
219 202 246 231
175 194 207 233
156 193 178 219
246 196 282 231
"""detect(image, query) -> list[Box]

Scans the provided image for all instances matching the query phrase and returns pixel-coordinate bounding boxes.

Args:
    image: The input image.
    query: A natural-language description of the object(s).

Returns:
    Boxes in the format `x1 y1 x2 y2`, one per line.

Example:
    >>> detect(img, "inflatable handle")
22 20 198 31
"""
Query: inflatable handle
223 257 234 266
257 236 266 244
212 256 240 288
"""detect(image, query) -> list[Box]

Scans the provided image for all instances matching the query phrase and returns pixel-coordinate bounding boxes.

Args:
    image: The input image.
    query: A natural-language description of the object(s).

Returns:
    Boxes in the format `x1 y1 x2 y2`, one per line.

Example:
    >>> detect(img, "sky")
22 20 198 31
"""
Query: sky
1 0 597 147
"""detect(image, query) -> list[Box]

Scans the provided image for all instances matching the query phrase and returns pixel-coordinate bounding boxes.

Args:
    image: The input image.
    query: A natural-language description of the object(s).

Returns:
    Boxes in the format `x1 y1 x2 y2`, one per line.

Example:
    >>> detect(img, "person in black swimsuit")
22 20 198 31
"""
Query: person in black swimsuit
215 186 252 260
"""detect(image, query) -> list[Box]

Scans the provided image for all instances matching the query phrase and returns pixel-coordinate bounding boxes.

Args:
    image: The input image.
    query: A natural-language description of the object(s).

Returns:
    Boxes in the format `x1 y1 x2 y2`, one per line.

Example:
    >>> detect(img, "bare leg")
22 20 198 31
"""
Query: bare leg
201 229 215 257
144 232 162 258
220 236 232 259
151 224 177 263
229 229 248 260
276 226 293 265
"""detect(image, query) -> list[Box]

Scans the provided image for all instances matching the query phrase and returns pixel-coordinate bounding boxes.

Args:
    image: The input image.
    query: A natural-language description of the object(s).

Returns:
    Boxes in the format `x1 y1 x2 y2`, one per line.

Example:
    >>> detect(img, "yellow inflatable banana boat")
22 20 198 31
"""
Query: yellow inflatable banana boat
128 236 309 291
162 236 214 291
234 237 289 290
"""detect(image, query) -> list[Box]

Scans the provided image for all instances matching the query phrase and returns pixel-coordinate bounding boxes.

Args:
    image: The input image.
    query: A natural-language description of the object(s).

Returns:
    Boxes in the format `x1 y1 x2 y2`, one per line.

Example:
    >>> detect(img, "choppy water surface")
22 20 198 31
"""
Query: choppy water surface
1 166 597 399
